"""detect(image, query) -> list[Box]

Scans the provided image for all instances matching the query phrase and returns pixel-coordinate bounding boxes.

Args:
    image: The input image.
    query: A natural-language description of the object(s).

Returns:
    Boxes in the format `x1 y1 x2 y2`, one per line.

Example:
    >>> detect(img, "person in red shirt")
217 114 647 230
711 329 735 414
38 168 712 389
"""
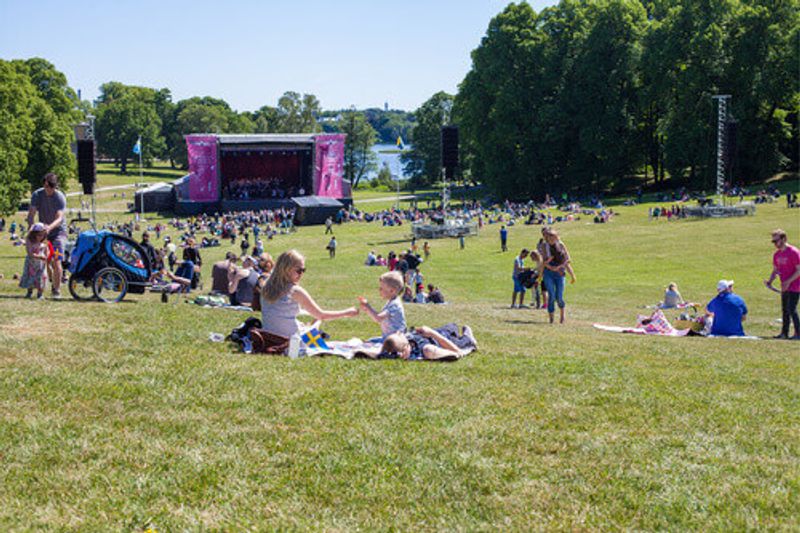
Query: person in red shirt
765 229 800 339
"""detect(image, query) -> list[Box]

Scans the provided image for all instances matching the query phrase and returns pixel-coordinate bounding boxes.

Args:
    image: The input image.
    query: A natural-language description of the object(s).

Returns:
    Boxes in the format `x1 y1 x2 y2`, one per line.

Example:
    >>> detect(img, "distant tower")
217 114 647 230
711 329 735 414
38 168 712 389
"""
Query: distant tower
384 101 389 111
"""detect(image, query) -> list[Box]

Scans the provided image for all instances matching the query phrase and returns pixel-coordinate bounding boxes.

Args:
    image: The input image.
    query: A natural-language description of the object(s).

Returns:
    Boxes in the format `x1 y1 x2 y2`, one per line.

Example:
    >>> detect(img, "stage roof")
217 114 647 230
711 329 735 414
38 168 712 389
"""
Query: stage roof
216 134 316 145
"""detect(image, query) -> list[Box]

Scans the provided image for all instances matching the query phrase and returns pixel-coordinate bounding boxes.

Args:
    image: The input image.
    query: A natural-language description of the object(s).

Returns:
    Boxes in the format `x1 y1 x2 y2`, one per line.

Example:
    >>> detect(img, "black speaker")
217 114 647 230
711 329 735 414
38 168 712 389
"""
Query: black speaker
441 126 459 168
76 139 96 194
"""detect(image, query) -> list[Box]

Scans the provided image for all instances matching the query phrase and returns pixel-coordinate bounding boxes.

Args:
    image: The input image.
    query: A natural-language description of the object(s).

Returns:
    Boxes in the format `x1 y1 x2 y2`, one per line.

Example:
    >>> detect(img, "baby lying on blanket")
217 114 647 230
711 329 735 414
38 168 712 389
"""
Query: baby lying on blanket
378 323 478 361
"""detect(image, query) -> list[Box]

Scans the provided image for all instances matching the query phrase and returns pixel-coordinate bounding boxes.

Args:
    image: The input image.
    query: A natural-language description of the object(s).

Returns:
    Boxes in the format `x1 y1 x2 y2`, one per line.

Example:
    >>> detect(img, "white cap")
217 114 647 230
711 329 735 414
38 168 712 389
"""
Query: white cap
717 279 734 292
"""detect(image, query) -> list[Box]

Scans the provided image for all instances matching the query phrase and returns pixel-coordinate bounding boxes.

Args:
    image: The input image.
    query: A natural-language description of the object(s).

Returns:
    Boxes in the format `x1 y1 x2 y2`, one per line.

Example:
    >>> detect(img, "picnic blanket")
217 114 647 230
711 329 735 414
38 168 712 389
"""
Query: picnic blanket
304 323 477 362
594 309 691 337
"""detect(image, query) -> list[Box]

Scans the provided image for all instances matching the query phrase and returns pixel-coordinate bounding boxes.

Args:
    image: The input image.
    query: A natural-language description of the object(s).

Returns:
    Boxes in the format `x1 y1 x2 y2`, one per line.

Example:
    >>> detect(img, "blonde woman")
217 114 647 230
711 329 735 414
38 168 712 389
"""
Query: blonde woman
260 250 358 338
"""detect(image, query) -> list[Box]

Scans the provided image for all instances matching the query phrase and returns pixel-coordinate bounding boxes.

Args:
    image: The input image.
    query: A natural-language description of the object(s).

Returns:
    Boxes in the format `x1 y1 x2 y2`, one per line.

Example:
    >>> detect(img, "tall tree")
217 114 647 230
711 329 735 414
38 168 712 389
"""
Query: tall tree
95 87 164 173
402 91 454 187
0 61 36 214
13 58 79 191
340 110 378 187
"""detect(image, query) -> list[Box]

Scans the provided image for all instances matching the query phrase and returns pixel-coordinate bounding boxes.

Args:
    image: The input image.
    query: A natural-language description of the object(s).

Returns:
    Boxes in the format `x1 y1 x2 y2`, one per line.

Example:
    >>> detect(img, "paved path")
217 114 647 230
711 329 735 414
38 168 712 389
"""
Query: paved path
65 183 140 197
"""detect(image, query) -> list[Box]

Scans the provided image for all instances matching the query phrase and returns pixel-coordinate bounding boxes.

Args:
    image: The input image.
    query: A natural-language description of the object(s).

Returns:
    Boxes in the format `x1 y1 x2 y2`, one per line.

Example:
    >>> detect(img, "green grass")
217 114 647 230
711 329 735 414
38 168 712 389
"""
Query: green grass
0 196 798 529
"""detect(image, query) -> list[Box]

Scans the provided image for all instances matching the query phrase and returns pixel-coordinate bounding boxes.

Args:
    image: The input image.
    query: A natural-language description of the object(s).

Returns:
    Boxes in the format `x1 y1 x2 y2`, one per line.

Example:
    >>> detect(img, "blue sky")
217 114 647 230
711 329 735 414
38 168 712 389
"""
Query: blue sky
0 0 555 112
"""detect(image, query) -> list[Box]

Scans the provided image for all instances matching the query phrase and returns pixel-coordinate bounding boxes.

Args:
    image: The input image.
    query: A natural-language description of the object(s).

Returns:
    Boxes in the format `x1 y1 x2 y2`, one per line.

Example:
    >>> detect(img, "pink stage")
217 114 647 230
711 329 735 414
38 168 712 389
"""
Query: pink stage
182 134 347 209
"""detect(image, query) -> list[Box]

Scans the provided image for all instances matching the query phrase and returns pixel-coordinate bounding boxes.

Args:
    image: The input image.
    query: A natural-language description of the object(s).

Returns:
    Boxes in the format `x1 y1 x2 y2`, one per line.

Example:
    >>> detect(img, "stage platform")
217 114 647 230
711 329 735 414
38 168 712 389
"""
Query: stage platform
220 199 294 212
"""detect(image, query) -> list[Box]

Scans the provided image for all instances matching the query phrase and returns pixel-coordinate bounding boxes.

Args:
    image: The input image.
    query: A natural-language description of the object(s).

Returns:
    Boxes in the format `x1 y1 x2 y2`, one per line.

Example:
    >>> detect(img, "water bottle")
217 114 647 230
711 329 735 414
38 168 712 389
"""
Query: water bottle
288 332 301 359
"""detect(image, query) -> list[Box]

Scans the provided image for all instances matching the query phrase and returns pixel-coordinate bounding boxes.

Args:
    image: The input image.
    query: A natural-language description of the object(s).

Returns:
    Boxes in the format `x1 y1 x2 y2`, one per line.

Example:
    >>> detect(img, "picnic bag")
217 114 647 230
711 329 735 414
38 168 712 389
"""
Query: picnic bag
249 329 289 354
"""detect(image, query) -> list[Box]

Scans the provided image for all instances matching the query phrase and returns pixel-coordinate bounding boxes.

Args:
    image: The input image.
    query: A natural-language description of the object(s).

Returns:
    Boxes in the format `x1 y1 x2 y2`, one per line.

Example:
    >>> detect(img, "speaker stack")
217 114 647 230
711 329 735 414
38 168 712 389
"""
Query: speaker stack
441 125 459 181
76 139 96 195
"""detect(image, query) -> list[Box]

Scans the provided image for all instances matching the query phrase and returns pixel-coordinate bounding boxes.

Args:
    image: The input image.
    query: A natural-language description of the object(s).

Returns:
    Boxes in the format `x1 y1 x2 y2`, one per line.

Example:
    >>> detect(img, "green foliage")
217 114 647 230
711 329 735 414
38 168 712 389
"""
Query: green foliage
320 108 415 144
457 0 800 198
0 58 78 215
401 91 454 187
0 61 35 214
162 96 254 169
340 110 378 187
95 84 166 174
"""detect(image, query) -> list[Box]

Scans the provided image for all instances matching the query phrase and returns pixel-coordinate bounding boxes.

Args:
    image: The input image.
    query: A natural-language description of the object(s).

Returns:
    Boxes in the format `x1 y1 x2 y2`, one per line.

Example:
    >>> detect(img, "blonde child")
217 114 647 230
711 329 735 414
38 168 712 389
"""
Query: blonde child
661 282 684 309
19 223 49 299
358 271 406 340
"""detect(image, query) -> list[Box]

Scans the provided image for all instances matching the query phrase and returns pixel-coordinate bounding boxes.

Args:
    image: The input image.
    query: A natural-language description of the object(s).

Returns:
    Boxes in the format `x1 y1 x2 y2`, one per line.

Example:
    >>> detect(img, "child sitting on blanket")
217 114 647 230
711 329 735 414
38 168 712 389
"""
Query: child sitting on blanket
358 271 406 340
659 282 685 309
380 324 478 360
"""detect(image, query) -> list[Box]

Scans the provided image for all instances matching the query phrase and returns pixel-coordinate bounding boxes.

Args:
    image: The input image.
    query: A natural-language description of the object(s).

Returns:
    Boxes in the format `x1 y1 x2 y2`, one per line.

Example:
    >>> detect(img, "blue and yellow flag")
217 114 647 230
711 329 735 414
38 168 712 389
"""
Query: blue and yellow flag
396 136 405 150
132 136 142 155
301 327 329 350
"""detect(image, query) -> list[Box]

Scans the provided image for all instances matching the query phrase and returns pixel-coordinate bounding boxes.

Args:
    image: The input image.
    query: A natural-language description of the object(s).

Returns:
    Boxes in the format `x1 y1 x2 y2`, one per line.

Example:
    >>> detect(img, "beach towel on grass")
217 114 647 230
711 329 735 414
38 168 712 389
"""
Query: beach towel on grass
594 309 691 337
304 323 477 361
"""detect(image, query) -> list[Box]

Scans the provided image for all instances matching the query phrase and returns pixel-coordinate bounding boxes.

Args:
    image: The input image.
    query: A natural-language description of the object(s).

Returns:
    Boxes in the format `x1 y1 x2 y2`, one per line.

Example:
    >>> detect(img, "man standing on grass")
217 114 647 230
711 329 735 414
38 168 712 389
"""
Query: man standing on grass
765 229 800 339
500 225 508 252
27 173 67 298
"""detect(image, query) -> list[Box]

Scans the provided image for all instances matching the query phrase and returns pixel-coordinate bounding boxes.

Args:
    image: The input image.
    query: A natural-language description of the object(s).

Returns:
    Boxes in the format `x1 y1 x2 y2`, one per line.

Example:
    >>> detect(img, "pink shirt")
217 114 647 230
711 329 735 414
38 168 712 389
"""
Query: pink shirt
774 244 800 292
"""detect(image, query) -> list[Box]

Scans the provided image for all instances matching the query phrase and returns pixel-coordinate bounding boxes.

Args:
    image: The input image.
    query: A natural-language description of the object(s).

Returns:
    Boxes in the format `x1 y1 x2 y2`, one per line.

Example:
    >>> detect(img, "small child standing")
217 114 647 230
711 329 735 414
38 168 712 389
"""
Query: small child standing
359 271 406 341
19 223 49 299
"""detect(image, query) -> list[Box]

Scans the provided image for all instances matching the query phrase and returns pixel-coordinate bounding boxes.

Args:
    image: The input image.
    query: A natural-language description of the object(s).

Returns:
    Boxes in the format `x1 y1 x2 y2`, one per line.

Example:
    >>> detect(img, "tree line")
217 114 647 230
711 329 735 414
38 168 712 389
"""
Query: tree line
451 0 799 198
0 63 415 213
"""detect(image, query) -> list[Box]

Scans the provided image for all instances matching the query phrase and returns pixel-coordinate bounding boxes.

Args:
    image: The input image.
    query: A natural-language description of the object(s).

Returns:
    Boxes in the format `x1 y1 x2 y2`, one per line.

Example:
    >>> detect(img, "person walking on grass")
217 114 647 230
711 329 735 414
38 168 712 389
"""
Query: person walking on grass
19 223 48 299
27 173 66 298
500 225 508 252
765 229 800 339
541 228 576 324
327 236 337 258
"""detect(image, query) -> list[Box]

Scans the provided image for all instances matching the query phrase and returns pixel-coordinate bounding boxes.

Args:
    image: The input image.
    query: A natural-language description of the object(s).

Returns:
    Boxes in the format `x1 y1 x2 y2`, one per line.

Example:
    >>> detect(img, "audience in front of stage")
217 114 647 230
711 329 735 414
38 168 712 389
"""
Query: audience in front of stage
227 178 305 200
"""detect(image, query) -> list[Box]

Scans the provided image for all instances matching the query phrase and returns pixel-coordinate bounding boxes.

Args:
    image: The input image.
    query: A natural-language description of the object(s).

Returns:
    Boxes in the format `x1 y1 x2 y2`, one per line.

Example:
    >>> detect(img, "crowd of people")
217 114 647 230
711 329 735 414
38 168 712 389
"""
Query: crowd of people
6 171 799 347
226 178 305 200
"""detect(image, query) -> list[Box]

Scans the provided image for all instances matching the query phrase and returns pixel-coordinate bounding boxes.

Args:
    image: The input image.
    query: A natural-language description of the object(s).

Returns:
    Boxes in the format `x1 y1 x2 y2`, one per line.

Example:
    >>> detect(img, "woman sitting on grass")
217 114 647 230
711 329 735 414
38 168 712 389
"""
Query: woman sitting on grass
260 250 359 339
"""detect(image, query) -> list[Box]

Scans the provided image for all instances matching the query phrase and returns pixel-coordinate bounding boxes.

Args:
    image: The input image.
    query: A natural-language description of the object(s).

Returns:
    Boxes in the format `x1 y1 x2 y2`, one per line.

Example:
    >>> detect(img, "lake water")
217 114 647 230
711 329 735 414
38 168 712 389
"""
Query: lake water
365 143 411 180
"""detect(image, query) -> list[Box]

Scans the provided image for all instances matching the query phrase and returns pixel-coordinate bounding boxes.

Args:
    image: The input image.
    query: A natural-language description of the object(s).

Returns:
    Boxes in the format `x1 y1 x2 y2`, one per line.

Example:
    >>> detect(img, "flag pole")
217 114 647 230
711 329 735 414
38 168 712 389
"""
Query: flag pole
138 135 144 221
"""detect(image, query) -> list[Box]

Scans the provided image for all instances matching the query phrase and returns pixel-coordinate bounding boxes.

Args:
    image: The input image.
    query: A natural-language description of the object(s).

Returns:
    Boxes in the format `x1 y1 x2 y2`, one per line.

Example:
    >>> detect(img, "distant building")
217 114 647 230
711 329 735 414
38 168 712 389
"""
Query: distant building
384 102 389 111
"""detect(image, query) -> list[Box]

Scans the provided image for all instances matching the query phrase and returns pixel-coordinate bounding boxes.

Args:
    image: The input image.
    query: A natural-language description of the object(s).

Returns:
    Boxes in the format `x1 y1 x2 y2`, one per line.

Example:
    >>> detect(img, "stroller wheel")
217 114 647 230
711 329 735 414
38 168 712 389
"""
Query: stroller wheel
93 267 128 303
68 274 96 301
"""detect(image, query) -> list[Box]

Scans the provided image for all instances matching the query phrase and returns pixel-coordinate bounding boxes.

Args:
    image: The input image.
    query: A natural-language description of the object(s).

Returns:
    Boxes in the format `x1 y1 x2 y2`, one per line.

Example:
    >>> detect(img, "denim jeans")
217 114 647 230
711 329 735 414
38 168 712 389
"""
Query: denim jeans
543 269 565 313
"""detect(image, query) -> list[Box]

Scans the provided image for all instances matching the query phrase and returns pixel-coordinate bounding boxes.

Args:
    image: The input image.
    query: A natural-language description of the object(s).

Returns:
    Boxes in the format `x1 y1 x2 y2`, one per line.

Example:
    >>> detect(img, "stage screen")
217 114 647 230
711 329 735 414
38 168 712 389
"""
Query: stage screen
185 135 219 202
313 134 345 198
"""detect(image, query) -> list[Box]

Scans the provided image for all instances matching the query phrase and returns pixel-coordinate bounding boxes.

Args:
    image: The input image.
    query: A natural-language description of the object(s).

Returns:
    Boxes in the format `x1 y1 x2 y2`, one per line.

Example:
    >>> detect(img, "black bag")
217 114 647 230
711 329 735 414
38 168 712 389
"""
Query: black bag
518 269 539 289
228 317 263 344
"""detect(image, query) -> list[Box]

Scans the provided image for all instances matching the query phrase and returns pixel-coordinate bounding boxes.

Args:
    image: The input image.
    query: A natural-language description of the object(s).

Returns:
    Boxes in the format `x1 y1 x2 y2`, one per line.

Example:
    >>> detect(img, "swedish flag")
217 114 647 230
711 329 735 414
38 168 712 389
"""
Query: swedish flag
396 136 405 150
301 327 329 349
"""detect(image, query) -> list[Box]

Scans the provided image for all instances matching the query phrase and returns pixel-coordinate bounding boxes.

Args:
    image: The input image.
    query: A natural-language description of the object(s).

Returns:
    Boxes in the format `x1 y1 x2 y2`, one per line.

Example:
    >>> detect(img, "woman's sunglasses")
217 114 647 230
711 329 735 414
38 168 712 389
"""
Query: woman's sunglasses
296 267 306 274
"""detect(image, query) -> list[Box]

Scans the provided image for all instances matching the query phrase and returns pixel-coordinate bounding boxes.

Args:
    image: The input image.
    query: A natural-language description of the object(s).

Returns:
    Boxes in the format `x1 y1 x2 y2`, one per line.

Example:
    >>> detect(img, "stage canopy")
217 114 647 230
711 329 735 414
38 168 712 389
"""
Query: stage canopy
291 196 344 225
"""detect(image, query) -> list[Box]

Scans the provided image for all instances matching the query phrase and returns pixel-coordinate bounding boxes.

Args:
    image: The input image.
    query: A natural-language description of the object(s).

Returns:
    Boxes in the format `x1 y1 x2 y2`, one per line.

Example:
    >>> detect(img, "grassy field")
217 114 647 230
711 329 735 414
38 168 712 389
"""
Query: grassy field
0 192 799 529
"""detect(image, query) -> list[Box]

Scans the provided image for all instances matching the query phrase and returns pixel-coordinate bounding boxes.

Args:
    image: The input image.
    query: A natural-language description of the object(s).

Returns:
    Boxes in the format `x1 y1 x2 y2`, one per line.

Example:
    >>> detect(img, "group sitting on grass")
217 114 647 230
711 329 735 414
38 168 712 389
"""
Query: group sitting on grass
238 251 475 359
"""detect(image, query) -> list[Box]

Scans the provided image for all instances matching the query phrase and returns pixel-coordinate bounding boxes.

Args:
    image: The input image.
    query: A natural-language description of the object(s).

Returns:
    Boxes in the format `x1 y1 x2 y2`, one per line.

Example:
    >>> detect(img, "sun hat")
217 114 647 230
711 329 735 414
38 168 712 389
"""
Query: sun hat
31 223 46 232
716 279 734 292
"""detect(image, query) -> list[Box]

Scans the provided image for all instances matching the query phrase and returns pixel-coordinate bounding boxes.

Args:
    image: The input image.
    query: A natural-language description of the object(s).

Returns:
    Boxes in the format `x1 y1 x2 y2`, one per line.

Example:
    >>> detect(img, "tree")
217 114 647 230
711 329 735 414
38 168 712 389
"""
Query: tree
0 60 36 214
274 91 321 133
95 89 164 173
402 91 454 187
340 110 378 187
13 58 79 192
